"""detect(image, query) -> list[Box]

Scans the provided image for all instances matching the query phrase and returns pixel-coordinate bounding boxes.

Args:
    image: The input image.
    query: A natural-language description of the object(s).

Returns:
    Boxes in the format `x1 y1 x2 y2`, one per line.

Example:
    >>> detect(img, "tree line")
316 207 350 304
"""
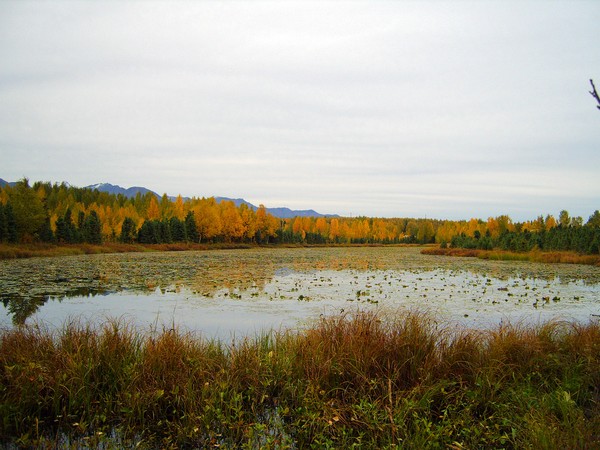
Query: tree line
447 212 600 254
0 179 598 254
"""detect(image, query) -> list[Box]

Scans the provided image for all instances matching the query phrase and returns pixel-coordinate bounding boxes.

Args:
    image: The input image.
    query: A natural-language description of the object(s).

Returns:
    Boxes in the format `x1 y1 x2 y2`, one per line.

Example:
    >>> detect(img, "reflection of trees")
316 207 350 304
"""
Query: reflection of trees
3 294 48 325
1 287 112 325
189 257 280 295
0 250 387 324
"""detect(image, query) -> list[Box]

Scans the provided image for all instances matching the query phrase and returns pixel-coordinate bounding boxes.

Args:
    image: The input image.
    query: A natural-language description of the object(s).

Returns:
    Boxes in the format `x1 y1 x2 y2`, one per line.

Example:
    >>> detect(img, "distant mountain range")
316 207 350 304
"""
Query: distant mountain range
85 183 336 218
0 179 337 219
86 183 159 200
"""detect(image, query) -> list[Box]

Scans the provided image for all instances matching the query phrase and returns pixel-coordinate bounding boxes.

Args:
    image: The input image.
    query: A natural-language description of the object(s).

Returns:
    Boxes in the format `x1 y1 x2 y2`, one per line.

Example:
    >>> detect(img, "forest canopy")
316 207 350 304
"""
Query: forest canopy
0 179 599 254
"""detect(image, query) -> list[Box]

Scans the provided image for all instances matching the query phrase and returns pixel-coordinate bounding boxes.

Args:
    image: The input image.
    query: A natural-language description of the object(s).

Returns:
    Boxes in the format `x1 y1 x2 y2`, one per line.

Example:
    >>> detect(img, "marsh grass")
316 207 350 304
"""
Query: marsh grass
1 311 599 448
422 246 600 266
0 243 144 259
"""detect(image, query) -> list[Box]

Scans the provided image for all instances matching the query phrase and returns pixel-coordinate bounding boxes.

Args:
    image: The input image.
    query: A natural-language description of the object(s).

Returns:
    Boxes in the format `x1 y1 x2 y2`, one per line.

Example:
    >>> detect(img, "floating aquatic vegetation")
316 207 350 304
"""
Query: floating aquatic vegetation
0 247 598 335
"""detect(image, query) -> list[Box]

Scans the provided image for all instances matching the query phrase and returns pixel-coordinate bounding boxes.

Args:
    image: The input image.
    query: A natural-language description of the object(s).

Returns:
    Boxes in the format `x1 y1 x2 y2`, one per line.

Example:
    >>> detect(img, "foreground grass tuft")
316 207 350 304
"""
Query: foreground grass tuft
1 312 599 448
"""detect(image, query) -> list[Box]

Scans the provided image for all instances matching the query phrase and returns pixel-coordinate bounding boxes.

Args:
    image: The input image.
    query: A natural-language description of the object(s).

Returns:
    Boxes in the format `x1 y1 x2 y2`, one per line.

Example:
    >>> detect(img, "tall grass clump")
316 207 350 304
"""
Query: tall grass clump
1 311 599 448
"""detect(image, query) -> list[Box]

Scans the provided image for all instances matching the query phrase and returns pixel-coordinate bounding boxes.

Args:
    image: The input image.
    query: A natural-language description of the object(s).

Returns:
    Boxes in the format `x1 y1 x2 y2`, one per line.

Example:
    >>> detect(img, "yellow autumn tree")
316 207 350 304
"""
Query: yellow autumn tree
255 204 279 243
372 219 387 242
486 217 500 239
292 217 306 240
146 196 160 221
114 204 141 239
239 204 257 241
545 214 557 230
435 221 456 244
173 194 186 221
315 217 328 237
417 220 435 243
466 218 482 237
339 220 352 242
406 220 419 239
0 188 8 205
220 201 245 242
159 193 172 219
192 198 222 242
329 218 340 242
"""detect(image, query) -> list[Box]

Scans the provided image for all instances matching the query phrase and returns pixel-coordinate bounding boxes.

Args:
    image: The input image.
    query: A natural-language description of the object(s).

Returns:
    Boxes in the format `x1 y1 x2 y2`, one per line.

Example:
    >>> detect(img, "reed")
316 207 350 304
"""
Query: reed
422 246 600 266
1 311 599 448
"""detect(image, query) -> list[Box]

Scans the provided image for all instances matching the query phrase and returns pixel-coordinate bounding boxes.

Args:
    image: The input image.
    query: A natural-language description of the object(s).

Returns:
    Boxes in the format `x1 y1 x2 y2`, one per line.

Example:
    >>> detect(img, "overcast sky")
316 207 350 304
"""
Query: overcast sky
1 1 598 221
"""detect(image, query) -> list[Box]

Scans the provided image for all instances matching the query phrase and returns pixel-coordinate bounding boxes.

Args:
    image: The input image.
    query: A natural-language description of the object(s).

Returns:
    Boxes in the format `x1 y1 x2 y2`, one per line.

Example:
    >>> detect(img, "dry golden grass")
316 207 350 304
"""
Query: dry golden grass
422 246 600 266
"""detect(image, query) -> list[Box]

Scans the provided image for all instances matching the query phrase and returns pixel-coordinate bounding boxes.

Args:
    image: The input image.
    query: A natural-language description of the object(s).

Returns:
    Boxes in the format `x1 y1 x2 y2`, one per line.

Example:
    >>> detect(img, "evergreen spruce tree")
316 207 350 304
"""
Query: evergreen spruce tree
153 220 162 243
120 217 137 243
169 217 186 242
137 221 150 244
83 211 102 244
184 211 199 242
160 219 172 244
55 217 67 243
138 221 160 244
39 216 55 243
77 211 85 243
0 204 7 242
587 210 600 228
56 208 77 243
5 204 18 243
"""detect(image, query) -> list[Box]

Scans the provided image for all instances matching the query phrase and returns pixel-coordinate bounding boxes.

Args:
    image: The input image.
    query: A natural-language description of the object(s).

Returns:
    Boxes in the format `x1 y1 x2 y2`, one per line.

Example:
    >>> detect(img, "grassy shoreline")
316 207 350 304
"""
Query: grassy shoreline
421 246 600 266
1 311 599 448
2 242 597 267
0 242 256 260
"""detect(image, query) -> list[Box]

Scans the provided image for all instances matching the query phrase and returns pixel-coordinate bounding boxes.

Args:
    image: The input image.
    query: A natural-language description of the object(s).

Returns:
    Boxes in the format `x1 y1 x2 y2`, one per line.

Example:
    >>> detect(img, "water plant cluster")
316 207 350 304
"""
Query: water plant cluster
3 247 598 329
1 311 599 448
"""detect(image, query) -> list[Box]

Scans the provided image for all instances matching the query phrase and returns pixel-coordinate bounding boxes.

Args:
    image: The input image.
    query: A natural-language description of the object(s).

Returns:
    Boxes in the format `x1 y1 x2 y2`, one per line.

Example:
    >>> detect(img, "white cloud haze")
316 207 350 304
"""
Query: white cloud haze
1 1 599 221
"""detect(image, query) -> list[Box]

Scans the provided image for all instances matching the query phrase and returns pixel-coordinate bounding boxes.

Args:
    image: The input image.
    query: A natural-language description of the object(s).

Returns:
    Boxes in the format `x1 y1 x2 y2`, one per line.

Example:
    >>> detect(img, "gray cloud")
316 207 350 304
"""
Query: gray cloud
1 1 598 221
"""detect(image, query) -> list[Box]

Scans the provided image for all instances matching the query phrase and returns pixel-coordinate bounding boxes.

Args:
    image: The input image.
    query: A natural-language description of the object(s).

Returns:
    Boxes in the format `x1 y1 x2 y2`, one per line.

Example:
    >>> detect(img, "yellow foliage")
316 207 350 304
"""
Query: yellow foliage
146 197 160 221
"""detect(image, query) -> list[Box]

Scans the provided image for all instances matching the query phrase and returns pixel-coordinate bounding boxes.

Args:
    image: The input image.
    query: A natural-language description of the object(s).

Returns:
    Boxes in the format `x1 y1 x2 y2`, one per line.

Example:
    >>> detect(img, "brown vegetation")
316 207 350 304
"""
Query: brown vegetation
0 242 258 259
422 246 600 266
1 311 599 447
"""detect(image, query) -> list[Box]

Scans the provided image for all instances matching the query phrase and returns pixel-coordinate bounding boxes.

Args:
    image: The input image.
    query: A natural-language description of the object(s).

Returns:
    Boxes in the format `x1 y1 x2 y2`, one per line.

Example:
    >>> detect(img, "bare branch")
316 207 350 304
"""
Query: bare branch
590 79 600 110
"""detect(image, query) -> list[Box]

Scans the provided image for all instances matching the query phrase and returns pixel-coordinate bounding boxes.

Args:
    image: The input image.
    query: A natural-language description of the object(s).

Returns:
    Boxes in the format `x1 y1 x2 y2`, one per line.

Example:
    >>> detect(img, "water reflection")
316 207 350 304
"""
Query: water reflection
1 288 114 325
1 247 599 328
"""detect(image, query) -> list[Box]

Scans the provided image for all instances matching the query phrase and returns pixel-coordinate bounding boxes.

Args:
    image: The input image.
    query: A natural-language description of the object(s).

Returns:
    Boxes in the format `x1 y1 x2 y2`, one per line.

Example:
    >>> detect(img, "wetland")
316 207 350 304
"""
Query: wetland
1 246 599 338
2 246 600 448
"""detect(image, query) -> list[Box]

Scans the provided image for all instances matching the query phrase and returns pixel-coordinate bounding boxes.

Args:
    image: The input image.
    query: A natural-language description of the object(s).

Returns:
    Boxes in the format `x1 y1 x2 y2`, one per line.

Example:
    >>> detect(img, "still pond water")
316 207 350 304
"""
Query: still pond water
1 247 599 341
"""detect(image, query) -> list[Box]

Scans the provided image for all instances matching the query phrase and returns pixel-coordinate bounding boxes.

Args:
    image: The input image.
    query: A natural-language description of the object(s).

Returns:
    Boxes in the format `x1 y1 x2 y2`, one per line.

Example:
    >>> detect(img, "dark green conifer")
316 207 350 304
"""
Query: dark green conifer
0 204 7 242
120 217 137 243
39 216 55 243
56 208 77 243
184 211 199 242
83 211 102 244
169 217 186 242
